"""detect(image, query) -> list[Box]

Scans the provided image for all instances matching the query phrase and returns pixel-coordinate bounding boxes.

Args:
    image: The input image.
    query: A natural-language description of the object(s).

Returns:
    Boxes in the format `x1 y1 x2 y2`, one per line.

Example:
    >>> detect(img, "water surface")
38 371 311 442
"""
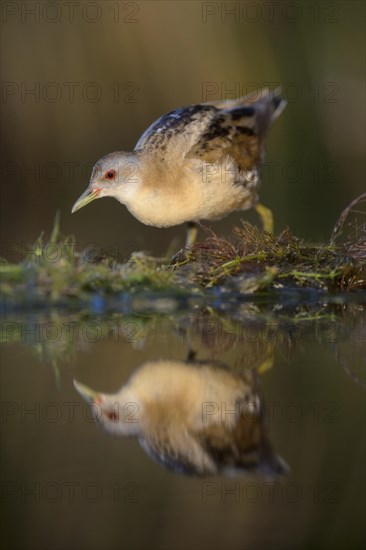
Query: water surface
1 298 365 550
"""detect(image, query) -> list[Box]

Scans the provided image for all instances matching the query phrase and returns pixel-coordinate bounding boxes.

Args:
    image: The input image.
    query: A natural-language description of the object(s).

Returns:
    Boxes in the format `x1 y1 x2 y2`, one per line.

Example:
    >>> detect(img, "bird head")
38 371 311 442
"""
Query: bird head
73 379 140 436
71 151 140 213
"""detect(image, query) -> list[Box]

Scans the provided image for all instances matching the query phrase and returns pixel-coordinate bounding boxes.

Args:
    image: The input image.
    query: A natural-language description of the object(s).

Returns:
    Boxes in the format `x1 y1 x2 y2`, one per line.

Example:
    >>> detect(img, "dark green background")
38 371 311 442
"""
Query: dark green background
1 0 365 256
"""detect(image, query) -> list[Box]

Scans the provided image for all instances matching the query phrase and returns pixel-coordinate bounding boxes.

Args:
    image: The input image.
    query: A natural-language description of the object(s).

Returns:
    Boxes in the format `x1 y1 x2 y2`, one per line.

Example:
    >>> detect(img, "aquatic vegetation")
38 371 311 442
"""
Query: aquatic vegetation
0 214 179 307
172 193 365 291
0 195 365 308
182 220 365 291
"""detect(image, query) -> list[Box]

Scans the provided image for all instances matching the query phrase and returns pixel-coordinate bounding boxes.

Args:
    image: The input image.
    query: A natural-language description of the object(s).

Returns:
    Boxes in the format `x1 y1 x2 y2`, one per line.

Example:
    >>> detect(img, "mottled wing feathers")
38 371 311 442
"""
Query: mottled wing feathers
196 397 287 476
204 87 285 115
186 111 260 169
187 88 286 169
134 104 217 156
134 89 286 171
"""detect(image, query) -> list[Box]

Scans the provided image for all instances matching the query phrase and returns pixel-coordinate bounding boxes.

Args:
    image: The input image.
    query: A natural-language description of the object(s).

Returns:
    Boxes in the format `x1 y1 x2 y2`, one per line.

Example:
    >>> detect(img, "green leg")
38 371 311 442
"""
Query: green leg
255 203 274 234
185 221 198 248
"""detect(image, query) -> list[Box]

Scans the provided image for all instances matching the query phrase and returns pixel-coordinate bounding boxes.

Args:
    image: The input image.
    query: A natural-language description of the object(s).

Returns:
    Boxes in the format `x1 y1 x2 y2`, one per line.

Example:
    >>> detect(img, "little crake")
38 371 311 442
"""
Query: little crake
72 89 286 246
74 357 288 477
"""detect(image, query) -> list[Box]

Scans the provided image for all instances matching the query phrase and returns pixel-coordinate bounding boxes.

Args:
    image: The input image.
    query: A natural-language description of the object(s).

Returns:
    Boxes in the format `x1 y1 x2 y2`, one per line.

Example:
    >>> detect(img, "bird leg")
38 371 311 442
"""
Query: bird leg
255 203 274 234
257 354 274 374
186 348 197 362
185 221 198 248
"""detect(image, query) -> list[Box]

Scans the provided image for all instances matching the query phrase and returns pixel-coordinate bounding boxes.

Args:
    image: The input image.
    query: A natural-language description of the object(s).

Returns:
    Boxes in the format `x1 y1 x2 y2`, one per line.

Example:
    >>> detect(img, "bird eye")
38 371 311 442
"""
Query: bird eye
105 169 116 180
106 410 118 422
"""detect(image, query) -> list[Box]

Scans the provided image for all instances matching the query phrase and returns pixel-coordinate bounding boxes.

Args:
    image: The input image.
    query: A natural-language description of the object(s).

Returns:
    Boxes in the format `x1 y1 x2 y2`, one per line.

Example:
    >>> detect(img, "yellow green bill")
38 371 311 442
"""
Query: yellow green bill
73 379 99 402
71 188 99 213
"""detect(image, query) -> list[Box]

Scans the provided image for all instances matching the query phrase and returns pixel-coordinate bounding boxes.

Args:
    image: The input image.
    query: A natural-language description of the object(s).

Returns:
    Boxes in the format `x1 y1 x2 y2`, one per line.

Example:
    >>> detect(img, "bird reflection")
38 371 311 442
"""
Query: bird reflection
74 354 288 477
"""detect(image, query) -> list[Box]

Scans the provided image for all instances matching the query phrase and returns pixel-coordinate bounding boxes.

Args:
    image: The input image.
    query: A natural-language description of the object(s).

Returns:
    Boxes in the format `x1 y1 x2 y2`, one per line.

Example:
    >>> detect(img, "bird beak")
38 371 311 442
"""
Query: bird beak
71 187 99 213
74 380 100 403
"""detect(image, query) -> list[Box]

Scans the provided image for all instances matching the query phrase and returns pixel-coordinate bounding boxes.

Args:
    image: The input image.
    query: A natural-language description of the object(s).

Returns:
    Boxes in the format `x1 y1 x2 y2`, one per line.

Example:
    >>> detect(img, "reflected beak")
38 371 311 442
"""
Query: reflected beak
71 187 99 213
74 380 100 403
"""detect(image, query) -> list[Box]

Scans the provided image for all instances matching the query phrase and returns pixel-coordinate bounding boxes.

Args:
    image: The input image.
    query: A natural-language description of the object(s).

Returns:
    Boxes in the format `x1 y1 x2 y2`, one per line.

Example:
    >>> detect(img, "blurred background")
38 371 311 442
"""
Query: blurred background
1 5 365 548
1 0 365 257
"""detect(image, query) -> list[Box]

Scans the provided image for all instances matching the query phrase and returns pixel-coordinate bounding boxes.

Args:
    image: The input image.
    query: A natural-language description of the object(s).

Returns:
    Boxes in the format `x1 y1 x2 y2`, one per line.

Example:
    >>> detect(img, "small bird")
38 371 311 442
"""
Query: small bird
74 357 287 477
72 89 286 246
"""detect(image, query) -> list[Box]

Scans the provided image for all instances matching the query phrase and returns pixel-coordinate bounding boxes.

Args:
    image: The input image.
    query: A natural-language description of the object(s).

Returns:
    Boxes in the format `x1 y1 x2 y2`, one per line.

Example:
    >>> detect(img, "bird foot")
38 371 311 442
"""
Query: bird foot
255 203 274 234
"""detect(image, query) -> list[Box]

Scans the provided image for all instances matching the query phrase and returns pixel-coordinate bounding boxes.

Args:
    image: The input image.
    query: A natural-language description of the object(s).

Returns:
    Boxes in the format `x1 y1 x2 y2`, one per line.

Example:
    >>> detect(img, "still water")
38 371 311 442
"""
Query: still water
1 296 365 550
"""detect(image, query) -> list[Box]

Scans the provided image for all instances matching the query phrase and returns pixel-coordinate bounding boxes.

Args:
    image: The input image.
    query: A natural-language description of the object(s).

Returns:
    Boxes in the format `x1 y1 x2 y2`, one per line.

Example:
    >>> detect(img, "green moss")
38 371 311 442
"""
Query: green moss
178 221 365 291
1 196 365 307
182 193 366 291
